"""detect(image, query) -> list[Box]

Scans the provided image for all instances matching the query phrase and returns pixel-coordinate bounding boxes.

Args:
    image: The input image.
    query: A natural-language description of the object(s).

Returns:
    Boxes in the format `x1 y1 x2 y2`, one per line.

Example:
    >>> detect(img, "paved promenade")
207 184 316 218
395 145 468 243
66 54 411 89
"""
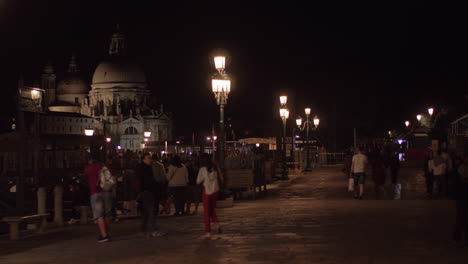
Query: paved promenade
1 166 467 263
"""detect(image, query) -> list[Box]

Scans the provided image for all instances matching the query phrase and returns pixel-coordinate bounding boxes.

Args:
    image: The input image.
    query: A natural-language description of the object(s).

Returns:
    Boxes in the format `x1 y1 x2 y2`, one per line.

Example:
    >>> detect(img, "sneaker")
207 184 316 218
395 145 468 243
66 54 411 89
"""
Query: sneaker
97 236 110 243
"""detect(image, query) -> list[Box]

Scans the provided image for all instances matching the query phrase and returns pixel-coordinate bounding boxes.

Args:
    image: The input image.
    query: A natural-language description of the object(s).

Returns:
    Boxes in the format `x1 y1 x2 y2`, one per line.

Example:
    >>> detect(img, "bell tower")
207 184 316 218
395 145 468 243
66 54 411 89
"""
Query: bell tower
41 61 56 107
108 24 126 56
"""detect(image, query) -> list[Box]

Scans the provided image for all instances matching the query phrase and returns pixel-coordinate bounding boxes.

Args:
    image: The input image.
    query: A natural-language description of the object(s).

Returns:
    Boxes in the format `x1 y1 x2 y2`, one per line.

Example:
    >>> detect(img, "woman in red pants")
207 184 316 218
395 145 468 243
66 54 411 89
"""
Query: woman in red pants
196 154 223 239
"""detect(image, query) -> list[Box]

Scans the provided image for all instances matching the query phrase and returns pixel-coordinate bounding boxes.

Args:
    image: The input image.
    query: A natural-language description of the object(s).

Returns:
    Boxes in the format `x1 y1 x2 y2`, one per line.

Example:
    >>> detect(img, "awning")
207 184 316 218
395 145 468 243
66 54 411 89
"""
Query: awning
238 138 276 144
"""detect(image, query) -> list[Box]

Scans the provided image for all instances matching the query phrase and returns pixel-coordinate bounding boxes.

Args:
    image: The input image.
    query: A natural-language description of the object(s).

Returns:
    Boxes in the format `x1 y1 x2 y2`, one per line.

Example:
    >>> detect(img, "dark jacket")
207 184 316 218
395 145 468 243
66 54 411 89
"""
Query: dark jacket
137 163 158 193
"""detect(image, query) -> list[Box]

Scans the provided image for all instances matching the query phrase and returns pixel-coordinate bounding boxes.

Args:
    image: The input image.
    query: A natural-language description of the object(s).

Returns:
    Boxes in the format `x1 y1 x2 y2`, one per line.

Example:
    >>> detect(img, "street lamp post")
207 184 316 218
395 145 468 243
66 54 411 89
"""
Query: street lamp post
211 52 231 173
279 96 290 180
296 109 320 172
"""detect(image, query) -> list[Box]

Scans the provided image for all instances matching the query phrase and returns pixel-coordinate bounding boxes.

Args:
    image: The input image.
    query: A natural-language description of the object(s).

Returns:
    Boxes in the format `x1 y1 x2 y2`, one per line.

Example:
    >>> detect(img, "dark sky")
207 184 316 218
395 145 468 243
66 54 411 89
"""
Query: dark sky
1 0 467 149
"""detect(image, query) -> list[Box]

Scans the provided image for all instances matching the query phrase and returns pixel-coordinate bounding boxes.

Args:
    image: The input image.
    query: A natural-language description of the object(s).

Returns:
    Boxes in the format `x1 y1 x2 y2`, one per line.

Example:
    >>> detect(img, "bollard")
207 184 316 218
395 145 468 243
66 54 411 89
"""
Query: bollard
79 206 88 225
53 185 63 227
37 187 47 232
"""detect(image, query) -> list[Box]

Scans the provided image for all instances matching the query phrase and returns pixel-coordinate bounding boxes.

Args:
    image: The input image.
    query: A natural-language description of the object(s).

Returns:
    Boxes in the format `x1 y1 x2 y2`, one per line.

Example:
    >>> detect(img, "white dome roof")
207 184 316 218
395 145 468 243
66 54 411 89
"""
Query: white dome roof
57 74 89 95
91 57 147 89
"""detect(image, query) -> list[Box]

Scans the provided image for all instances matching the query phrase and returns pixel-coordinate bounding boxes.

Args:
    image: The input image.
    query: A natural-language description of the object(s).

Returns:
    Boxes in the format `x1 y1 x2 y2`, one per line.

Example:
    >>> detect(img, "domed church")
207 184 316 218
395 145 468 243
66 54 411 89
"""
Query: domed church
39 27 173 151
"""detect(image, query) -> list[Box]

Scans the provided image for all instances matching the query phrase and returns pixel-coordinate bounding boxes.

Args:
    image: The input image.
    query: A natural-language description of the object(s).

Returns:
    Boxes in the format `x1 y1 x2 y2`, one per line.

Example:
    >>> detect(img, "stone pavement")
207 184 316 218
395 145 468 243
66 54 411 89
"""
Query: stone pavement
1 166 467 264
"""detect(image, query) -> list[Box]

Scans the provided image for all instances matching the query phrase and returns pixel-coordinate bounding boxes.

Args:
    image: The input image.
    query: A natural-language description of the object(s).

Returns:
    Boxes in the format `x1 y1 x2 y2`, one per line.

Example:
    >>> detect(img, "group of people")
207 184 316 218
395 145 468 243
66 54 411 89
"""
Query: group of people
344 146 400 199
423 149 465 199
82 152 223 242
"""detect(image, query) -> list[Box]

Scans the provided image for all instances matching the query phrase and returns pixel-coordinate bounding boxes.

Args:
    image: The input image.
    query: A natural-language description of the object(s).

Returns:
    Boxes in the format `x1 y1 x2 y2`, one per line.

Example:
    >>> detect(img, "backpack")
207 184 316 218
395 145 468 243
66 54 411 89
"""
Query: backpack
98 164 116 191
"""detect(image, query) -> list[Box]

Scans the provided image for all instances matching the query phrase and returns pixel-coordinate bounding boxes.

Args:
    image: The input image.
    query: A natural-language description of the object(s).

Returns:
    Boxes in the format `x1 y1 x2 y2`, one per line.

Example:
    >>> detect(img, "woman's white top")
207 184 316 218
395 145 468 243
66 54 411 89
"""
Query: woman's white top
196 167 219 195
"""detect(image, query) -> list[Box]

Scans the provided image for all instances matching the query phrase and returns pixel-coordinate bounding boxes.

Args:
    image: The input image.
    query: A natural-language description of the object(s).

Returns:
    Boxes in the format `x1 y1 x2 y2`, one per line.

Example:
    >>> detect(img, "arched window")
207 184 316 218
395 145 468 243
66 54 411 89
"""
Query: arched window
124 126 138 135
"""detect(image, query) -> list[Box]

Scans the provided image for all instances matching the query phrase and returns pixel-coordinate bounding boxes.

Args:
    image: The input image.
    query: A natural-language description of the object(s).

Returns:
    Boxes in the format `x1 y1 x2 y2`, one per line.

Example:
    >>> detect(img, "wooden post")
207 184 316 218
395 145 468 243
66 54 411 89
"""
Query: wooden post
37 187 47 230
53 185 63 227
10 222 19 240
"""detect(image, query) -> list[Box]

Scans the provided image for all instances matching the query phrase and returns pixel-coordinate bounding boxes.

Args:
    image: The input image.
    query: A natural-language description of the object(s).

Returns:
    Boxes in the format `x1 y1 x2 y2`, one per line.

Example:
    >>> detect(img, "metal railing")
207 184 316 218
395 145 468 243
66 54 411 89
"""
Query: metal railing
316 152 346 166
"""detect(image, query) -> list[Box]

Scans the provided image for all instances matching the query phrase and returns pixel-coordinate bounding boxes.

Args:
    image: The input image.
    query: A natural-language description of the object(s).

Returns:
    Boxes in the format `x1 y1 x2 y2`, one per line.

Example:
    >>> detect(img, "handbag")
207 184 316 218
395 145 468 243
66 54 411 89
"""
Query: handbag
348 178 355 192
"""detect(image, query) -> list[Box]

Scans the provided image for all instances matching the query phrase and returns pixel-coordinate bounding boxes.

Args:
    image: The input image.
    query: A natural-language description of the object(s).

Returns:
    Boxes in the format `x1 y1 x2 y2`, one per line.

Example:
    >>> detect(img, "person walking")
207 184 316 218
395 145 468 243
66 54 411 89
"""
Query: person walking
151 154 167 216
453 151 468 247
389 152 400 185
349 146 368 199
197 154 223 239
370 150 386 199
430 150 447 199
424 150 434 198
136 153 163 237
185 159 201 215
105 155 119 223
83 154 113 242
166 155 189 216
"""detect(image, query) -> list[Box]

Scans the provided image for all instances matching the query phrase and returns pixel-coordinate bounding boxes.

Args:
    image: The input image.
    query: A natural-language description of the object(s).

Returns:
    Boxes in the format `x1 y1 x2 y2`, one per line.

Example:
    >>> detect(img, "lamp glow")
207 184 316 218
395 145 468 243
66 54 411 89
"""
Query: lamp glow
405 121 410 127
256 143 260 147
144 131 151 138
388 130 392 136
416 114 422 121
213 136 217 141
214 56 226 72
305 108 311 116
206 137 211 141
84 128 94 136
296 118 303 127
279 96 287 105
428 108 434 116
117 145 121 150
313 116 320 127
211 78 231 94
398 139 403 145
279 108 289 120
31 89 41 99
144 138 148 142
106 137 111 143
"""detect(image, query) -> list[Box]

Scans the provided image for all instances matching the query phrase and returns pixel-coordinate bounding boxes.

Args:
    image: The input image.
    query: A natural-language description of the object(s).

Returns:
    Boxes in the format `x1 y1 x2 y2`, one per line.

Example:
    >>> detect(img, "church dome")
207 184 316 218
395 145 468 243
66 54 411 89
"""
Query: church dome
57 75 89 95
91 57 147 89
56 55 89 95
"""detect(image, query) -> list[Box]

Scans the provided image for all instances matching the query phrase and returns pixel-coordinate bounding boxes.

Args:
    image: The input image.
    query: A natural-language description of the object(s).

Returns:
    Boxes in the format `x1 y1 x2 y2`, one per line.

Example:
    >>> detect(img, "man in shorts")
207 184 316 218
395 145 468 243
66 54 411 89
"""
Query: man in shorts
83 154 112 242
349 146 368 199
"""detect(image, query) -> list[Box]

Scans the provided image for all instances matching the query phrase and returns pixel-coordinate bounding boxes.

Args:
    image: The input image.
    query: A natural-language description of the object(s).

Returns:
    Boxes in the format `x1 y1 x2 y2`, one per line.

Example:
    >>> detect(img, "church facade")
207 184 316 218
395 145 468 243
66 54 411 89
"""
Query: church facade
36 28 173 151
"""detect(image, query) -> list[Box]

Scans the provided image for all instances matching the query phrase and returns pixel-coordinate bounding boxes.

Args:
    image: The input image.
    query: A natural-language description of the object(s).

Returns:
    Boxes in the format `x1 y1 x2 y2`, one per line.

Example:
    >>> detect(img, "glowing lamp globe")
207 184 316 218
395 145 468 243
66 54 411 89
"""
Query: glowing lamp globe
313 116 320 127
211 77 231 94
305 108 311 116
106 137 111 143
214 56 226 72
416 114 422 121
84 128 94 136
279 95 287 105
296 118 303 127
428 108 434 116
144 131 151 138
405 121 410 127
279 108 289 120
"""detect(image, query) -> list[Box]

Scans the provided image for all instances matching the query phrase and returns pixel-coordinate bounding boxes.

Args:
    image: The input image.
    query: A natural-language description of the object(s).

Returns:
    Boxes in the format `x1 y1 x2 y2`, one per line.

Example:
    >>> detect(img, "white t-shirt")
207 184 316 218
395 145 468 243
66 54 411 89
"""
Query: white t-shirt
196 167 219 195
352 153 368 173
429 159 447 176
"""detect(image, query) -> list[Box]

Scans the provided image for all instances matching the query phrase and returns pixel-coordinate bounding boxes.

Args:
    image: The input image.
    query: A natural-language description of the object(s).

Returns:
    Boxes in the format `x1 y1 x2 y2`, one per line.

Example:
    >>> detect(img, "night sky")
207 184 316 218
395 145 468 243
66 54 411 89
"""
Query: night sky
1 1 466 149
